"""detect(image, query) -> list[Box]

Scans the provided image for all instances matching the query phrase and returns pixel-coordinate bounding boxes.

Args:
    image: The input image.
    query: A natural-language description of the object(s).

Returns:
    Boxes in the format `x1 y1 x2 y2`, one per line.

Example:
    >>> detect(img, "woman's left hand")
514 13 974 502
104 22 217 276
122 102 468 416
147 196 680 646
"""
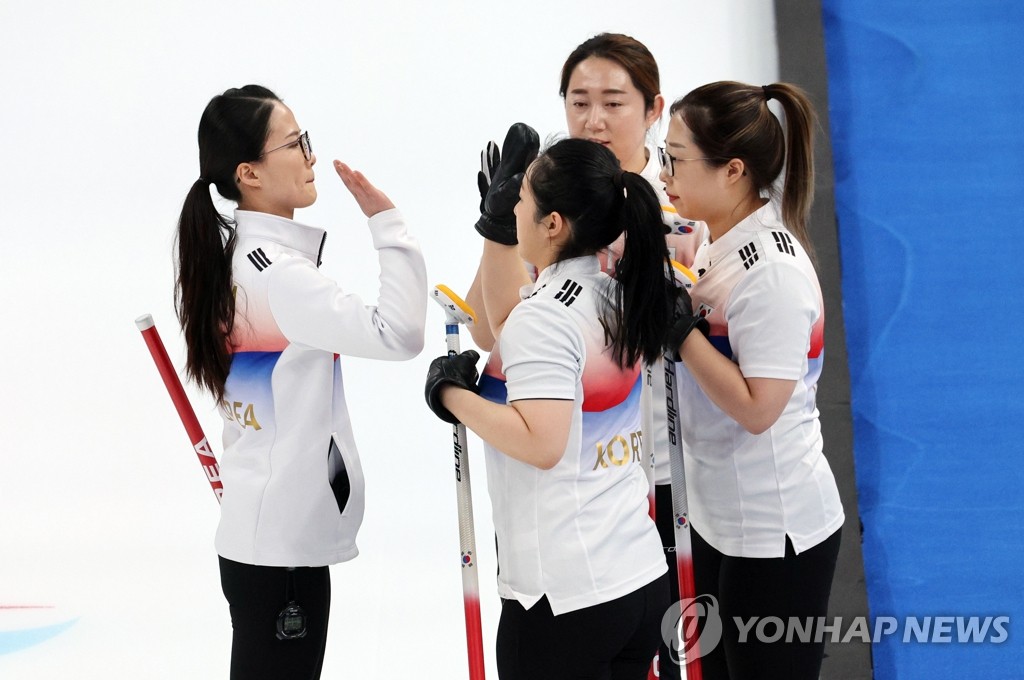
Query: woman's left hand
334 160 396 217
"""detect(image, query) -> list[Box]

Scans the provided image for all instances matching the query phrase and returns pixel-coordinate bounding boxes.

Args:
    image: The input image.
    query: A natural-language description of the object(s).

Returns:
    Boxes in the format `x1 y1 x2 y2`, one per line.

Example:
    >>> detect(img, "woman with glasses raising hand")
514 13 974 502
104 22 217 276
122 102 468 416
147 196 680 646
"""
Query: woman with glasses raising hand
175 84 427 680
661 81 844 679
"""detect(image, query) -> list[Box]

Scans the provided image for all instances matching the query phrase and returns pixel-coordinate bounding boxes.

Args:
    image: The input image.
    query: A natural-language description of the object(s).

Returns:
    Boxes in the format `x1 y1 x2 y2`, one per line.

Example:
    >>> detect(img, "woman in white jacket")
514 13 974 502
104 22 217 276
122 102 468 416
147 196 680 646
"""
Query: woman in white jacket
174 84 426 680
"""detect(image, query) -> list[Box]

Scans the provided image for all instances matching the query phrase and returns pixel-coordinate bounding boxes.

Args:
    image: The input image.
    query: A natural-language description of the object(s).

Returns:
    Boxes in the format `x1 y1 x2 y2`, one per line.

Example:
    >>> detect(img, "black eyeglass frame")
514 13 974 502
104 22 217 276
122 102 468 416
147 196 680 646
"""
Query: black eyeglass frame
259 130 313 162
657 146 723 176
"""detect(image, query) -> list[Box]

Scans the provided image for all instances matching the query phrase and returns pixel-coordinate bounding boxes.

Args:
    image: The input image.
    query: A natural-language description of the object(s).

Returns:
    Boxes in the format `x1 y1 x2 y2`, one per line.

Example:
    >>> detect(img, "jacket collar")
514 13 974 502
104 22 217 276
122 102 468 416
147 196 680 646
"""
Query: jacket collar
234 210 327 266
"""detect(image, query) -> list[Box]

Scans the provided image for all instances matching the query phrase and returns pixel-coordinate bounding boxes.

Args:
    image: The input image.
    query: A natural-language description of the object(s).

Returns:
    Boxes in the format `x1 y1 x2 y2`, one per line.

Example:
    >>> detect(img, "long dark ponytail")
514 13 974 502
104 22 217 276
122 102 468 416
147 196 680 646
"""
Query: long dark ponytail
175 85 280 401
527 137 672 367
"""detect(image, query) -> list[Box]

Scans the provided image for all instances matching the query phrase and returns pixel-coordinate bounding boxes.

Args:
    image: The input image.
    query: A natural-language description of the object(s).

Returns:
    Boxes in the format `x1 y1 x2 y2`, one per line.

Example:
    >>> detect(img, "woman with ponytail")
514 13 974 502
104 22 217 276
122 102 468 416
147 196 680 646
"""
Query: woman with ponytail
175 85 427 679
660 81 843 679
424 137 673 680
466 36 703 678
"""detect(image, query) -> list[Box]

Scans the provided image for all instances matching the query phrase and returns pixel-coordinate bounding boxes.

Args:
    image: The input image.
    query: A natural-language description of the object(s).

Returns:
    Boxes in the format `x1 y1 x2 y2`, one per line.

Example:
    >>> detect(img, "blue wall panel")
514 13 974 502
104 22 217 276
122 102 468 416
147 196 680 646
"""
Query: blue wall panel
821 1 1024 677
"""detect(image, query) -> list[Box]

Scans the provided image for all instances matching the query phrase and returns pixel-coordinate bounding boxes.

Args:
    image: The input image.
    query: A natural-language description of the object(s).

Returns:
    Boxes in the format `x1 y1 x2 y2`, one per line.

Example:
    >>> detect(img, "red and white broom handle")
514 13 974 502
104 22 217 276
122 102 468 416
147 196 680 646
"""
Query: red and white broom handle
135 314 223 504
431 286 486 680
665 262 703 679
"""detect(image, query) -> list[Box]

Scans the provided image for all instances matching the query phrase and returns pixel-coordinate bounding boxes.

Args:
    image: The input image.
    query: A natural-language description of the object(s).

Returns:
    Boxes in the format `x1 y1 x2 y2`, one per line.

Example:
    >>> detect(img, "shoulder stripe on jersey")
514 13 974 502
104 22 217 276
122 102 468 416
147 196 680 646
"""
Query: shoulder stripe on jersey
739 242 760 270
771 231 796 256
246 248 272 272
553 279 583 307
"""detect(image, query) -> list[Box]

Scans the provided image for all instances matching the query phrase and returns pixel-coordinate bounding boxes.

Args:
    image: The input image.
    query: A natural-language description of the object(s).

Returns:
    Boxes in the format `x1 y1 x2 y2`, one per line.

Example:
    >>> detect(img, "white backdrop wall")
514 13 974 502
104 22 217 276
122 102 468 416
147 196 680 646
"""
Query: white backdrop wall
0 2 778 677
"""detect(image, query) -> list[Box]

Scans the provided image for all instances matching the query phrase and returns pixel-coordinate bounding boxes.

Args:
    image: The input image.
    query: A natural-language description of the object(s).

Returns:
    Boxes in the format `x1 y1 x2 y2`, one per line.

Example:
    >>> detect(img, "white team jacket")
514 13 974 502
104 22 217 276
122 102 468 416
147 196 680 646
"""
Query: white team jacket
215 208 426 567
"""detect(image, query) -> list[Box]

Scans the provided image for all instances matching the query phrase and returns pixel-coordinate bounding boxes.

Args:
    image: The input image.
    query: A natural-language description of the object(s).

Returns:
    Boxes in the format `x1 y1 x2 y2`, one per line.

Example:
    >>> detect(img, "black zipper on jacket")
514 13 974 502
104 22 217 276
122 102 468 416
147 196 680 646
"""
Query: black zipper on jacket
316 232 326 268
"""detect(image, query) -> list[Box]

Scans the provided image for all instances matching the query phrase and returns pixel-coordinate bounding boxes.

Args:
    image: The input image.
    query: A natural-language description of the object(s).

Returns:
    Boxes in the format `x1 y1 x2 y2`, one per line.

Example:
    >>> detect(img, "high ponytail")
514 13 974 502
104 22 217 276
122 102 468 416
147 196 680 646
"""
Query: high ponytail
174 85 280 401
766 83 816 248
527 138 672 368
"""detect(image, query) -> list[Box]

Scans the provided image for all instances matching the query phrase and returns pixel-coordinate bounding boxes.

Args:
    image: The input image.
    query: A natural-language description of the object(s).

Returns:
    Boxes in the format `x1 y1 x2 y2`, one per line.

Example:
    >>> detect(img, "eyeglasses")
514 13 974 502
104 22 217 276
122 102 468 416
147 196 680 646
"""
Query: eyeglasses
658 147 718 177
259 130 313 162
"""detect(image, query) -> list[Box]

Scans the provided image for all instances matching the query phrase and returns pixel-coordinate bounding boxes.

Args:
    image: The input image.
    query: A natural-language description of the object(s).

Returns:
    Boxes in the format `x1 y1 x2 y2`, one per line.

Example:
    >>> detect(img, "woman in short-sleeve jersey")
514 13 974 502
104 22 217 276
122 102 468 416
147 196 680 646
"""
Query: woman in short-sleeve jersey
466 35 702 678
661 81 844 680
425 138 678 680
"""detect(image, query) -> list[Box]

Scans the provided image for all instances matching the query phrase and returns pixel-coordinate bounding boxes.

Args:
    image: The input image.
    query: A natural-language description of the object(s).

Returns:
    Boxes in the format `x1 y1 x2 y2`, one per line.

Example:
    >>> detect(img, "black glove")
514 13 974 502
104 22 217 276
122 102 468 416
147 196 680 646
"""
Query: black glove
664 287 710 361
474 123 539 245
424 350 481 424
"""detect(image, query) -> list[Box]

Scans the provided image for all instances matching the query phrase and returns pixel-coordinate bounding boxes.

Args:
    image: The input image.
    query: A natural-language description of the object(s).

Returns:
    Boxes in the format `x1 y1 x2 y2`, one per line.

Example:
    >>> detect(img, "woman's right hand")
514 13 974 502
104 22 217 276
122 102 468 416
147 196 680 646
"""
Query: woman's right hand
334 160 396 217
424 350 481 424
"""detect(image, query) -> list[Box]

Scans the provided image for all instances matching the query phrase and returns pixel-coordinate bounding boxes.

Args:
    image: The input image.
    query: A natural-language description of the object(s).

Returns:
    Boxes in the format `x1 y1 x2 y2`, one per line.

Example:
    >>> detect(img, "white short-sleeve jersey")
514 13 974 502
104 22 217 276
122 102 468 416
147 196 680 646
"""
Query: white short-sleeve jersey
478 148 706 489
482 255 667 616
676 202 844 557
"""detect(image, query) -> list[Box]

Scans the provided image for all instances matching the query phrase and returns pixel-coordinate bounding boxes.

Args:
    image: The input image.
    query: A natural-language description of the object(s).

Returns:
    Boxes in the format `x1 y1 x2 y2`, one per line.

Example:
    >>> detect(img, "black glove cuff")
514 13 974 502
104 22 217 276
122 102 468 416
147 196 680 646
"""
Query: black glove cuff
426 380 465 425
666 314 710 362
474 215 518 246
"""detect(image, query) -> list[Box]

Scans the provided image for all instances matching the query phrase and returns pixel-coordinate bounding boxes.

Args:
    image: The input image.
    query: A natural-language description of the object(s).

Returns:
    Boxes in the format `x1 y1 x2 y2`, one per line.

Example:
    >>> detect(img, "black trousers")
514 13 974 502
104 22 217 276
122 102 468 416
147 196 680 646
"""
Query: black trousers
218 556 331 680
692 527 842 680
496 573 670 680
654 484 682 680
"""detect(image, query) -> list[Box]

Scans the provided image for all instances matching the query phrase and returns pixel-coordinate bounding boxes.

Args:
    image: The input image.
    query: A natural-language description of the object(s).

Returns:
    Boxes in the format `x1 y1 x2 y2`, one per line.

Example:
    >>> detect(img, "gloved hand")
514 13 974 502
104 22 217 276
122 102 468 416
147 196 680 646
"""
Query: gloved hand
664 287 710 361
424 350 481 424
474 123 540 245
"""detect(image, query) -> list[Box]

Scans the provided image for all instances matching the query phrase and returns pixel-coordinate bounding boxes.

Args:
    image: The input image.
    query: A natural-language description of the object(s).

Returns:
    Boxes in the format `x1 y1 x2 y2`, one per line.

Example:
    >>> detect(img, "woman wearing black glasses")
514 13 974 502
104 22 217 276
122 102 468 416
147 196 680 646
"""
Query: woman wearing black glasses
175 84 427 679
660 81 844 679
